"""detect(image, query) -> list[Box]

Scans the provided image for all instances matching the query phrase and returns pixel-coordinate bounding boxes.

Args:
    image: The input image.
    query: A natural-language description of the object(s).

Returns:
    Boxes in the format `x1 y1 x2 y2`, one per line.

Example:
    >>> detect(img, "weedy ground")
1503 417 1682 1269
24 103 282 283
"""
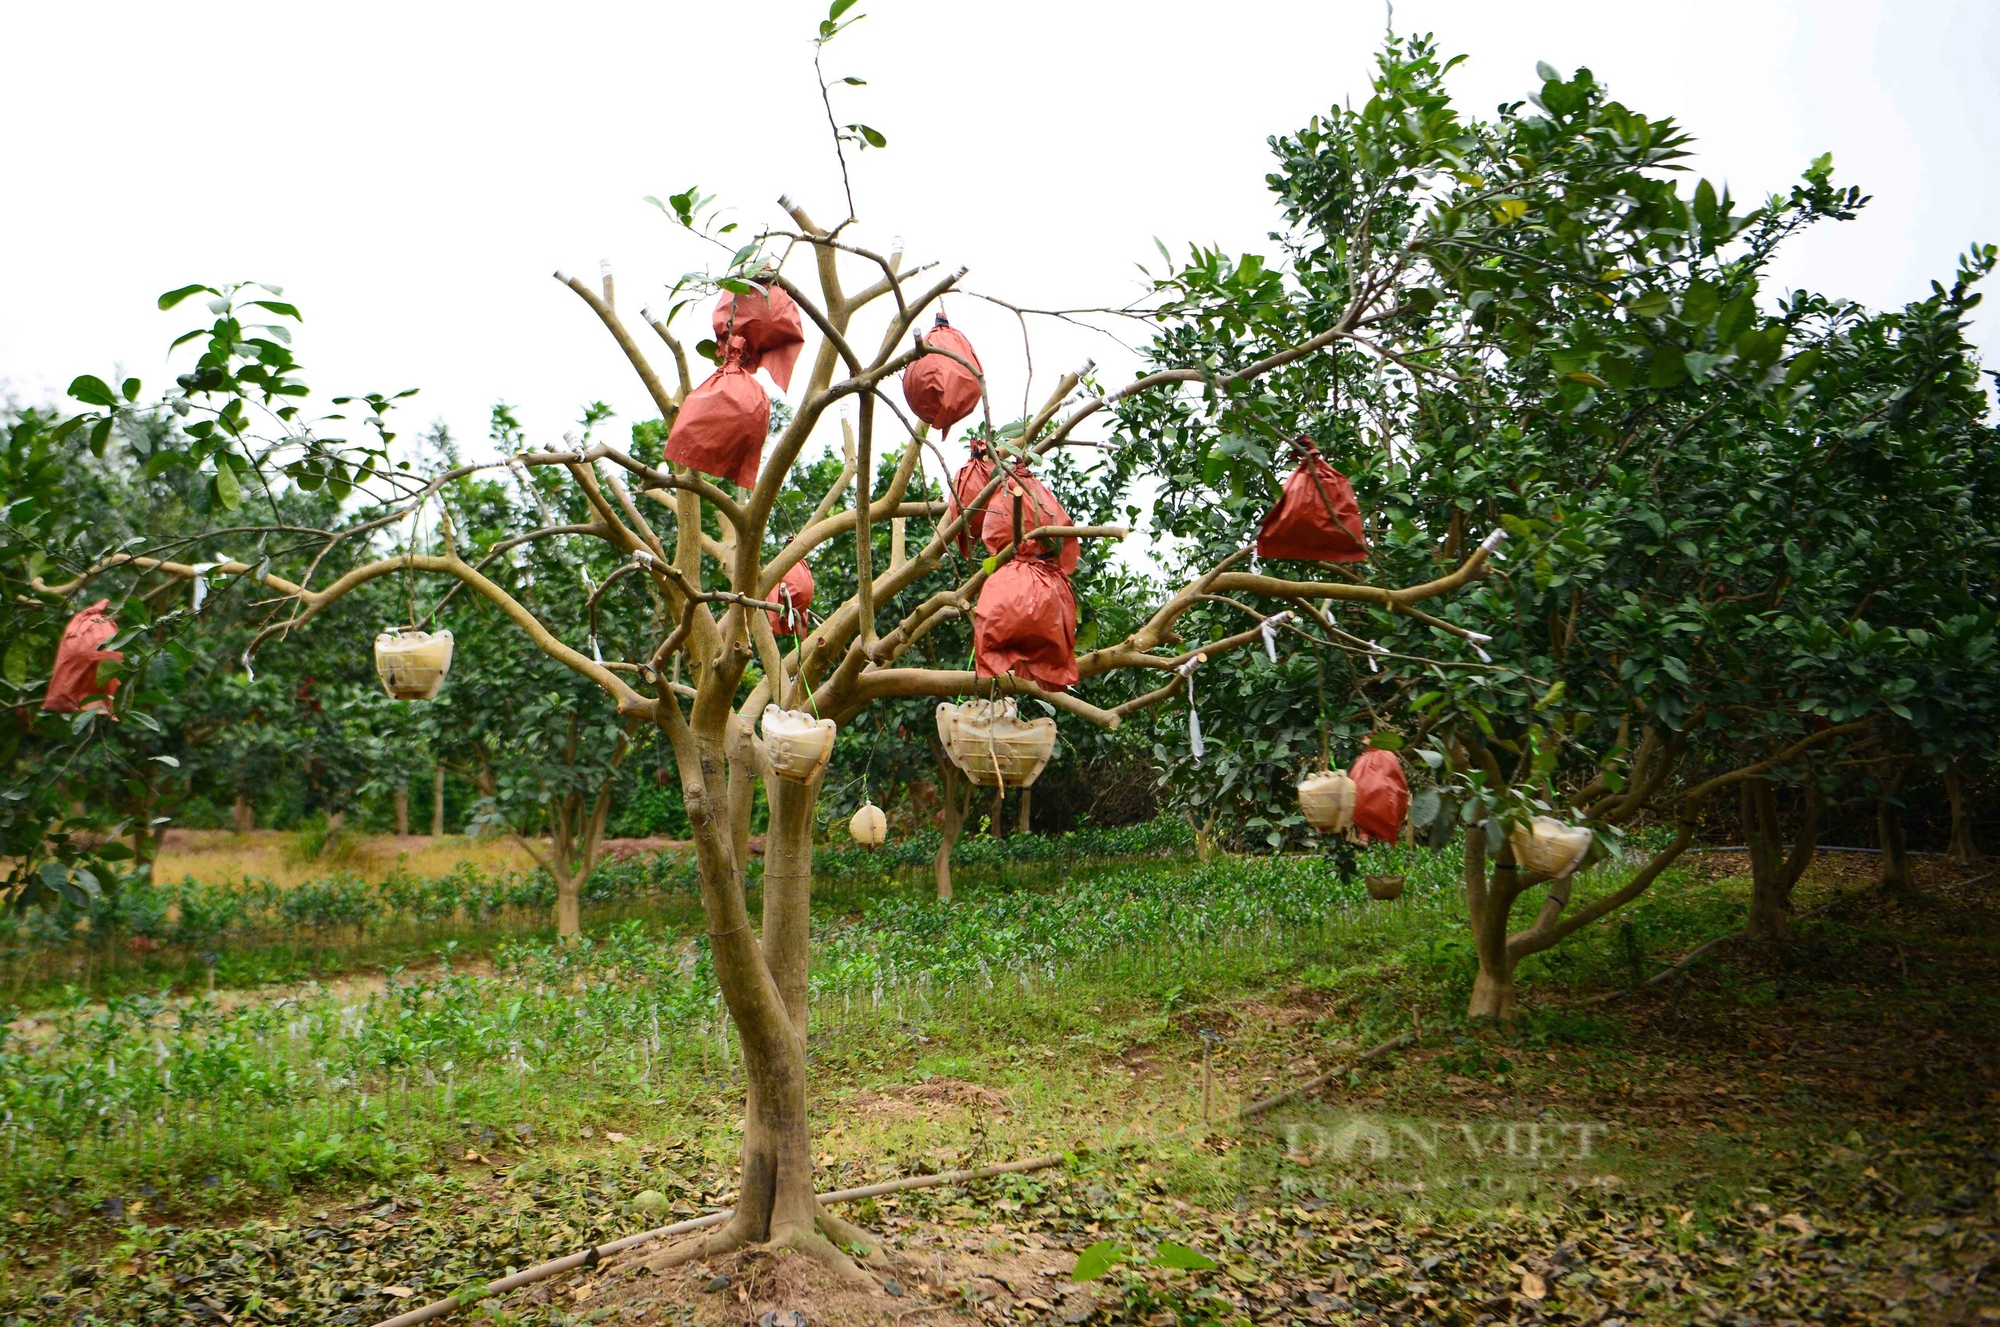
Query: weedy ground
0 840 1993 1326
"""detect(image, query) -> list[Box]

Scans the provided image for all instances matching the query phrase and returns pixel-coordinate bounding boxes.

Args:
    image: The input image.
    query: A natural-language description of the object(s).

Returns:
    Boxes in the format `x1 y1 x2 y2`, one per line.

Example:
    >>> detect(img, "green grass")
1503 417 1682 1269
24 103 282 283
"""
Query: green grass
5 835 1995 1324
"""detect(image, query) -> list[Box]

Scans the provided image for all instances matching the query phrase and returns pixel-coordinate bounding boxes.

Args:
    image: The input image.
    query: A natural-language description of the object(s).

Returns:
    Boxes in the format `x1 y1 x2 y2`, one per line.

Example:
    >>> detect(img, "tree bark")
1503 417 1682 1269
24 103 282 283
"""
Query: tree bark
1017 786 1033 836
231 791 254 834
1744 778 1819 942
930 737 968 901
1878 765 1913 890
432 765 445 836
394 783 410 836
991 785 1008 839
1946 765 1983 865
1463 829 1523 1021
1878 797 1913 890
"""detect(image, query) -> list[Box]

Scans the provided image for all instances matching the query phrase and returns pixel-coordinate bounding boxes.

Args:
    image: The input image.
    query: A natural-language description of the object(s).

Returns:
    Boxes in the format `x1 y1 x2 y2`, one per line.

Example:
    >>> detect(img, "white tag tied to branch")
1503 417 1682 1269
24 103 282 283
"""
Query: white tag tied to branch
1365 639 1385 673
1260 611 1293 664
590 634 603 664
632 548 658 570
1479 527 1510 555
1465 628 1494 664
189 561 221 613
1177 652 1207 762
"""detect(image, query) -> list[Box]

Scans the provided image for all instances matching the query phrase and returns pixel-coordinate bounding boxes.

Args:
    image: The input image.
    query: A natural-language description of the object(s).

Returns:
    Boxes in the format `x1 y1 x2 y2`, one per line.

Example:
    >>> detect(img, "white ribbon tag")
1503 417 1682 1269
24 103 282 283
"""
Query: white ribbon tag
1479 527 1510 555
1176 653 1207 762
1260 611 1291 664
192 574 207 612
590 634 603 664
241 649 255 683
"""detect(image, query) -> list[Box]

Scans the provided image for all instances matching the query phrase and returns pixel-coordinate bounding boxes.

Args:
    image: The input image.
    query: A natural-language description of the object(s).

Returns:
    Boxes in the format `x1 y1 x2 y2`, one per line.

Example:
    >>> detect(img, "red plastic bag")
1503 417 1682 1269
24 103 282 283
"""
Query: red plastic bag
665 338 770 488
768 561 815 638
1256 437 1368 563
42 599 122 714
978 465 1079 575
1349 747 1410 843
901 313 983 434
712 283 805 391
944 438 996 557
974 557 1078 690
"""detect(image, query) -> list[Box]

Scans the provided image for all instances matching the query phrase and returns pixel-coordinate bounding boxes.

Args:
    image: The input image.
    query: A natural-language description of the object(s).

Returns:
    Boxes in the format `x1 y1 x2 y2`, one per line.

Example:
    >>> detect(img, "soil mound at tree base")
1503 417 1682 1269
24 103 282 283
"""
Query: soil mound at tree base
589 1235 1099 1325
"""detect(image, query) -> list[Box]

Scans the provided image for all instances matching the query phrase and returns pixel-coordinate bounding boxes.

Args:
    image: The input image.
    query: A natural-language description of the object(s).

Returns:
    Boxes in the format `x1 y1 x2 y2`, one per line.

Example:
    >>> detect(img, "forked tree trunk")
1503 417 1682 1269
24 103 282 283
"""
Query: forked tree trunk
1463 810 1695 1021
521 779 616 939
1743 778 1820 943
432 766 445 836
231 791 254 834
394 783 410 836
1946 765 1983 865
1464 830 1524 1021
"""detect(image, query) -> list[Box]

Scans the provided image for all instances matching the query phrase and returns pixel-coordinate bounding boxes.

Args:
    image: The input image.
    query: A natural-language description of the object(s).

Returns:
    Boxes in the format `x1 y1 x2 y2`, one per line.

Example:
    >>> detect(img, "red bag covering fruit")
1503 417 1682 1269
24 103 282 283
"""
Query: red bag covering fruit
978 465 1079 575
1256 437 1368 563
42 599 122 714
901 313 983 434
974 557 1078 690
1349 747 1410 843
768 560 814 638
665 337 770 488
712 283 806 391
944 437 996 558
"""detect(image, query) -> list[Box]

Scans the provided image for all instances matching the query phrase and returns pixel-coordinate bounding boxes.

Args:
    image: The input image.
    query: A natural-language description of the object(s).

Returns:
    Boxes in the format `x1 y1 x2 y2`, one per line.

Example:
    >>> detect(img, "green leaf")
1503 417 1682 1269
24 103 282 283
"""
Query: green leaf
1409 786 1442 828
2 640 26 687
157 283 211 310
1535 681 1566 710
1072 1241 1125 1282
121 377 142 402
245 299 303 321
68 375 118 408
1367 731 1404 751
1626 289 1671 318
1153 1242 1218 1272
829 0 859 16
981 556 999 575
213 463 242 510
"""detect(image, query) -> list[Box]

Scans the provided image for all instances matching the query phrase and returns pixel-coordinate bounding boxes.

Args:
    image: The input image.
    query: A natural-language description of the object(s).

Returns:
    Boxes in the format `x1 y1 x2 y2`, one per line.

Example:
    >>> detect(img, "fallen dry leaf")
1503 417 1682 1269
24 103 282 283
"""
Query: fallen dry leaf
1520 1271 1547 1300
1779 1213 1815 1236
381 1286 414 1298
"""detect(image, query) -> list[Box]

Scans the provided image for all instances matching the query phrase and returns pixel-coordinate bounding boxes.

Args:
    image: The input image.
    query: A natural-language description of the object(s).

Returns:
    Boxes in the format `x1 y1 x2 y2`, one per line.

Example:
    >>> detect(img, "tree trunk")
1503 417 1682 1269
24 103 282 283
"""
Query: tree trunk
1946 765 1983 865
328 809 346 832
991 785 1008 839
553 861 582 937
394 783 410 836
432 765 445 836
931 739 968 902
1464 831 1522 1022
231 791 254 834
1744 778 1818 943
706 756 831 1258
1016 786 1033 836
1878 796 1913 890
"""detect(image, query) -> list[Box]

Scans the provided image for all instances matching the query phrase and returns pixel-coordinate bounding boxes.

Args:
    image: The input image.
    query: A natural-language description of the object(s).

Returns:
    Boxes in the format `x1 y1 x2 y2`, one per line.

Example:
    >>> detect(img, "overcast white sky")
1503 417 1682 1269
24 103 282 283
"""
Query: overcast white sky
4 0 1995 517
